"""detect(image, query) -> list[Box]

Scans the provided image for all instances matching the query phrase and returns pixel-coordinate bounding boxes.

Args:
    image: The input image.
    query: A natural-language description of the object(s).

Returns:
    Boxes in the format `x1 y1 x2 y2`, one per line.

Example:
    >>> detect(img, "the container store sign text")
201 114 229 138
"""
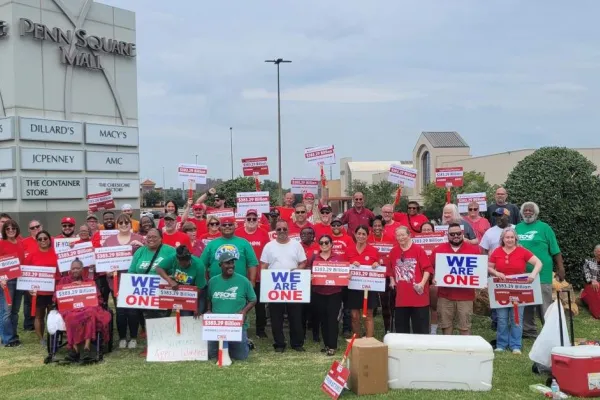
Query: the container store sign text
19 18 136 70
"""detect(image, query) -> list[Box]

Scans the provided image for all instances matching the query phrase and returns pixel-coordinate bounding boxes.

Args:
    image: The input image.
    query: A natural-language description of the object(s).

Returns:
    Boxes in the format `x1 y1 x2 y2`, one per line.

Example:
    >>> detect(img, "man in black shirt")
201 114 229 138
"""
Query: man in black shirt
487 187 520 226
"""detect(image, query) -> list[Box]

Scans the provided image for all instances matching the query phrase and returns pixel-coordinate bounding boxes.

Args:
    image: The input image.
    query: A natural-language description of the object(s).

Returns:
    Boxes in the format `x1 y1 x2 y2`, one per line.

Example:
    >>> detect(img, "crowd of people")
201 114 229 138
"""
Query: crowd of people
0 186 598 365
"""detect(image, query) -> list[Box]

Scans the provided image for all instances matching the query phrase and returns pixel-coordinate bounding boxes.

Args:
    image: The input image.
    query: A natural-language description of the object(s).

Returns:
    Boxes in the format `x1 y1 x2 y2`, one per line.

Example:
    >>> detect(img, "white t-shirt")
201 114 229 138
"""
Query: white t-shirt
480 224 514 253
261 240 307 270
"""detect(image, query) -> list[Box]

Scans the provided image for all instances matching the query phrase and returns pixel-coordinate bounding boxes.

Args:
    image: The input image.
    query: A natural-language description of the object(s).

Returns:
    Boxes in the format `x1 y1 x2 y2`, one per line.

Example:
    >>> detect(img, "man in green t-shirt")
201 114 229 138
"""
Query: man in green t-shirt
199 216 258 283
516 201 565 338
207 251 256 363
157 245 207 316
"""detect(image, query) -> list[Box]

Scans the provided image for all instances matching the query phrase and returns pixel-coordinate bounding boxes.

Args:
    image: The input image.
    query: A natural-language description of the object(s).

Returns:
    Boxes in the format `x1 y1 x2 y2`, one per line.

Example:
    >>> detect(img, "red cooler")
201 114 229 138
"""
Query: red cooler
551 345 600 397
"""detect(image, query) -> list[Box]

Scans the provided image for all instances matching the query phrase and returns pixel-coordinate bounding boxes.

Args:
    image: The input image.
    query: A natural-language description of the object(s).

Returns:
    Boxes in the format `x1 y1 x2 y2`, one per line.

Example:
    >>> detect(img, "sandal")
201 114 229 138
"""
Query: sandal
326 348 336 356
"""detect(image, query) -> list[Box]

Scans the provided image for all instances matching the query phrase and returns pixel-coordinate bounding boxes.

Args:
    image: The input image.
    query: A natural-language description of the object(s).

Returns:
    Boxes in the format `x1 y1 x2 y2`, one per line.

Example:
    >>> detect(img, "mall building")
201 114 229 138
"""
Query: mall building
0 0 138 229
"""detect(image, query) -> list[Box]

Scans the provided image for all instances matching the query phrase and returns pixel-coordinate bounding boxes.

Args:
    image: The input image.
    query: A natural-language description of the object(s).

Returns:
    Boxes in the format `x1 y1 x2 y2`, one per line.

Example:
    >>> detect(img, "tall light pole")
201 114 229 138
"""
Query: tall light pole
162 166 166 204
265 58 291 204
229 127 234 179
195 154 198 165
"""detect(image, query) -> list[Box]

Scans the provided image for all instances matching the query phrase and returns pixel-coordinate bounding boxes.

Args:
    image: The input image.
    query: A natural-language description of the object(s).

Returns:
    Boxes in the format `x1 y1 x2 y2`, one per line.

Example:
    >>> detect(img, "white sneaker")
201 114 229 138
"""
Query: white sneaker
127 339 137 349
512 349 522 355
494 348 504 353
119 340 127 349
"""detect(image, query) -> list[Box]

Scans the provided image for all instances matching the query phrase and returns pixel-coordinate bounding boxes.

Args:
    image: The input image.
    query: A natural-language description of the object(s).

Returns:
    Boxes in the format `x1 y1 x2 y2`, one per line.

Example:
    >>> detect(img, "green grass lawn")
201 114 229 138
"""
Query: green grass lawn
0 306 597 400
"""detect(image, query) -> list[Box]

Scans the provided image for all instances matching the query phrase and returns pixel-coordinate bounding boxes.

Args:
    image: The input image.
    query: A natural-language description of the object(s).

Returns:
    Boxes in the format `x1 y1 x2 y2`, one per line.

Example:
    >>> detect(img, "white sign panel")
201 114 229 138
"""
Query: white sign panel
260 269 311 303
86 151 139 172
348 266 386 292
488 274 542 308
17 266 56 292
434 253 488 289
146 317 208 362
304 145 336 165
20 148 84 171
85 123 139 147
457 192 488 214
0 147 15 170
202 314 244 342
21 177 85 199
18 117 83 143
236 191 270 215
388 165 417 188
0 177 16 200
434 224 465 234
178 164 208 184
291 178 319 195
87 178 139 199
56 242 96 273
54 237 79 252
94 246 133 273
0 117 15 141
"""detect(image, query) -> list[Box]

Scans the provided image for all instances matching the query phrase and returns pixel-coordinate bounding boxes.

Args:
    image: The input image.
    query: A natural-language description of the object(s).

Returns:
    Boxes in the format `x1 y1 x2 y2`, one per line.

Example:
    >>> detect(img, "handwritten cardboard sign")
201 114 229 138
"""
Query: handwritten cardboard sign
146 316 208 362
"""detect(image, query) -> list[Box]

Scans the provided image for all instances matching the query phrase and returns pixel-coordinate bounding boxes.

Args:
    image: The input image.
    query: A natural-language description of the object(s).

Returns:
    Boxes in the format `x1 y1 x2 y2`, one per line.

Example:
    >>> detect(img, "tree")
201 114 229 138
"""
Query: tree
142 190 162 207
346 179 409 213
421 171 497 220
504 147 600 288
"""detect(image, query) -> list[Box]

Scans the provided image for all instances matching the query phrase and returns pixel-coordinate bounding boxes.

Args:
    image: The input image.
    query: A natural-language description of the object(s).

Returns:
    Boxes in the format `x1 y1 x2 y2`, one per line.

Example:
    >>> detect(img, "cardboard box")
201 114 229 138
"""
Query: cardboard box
346 337 388 395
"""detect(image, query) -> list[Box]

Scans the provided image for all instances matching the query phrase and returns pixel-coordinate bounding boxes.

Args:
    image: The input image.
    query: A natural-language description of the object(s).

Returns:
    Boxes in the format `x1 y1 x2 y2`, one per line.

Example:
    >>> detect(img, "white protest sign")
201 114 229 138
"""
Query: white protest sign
56 242 96 273
94 246 133 273
146 316 208 362
388 165 417 188
17 266 56 292
178 163 208 184
291 178 319 195
434 225 465 234
100 230 119 243
202 314 244 342
236 191 270 215
260 269 311 303
117 274 167 309
53 237 78 252
488 274 542 308
434 253 487 289
206 208 235 219
457 192 487 214
305 145 335 165
348 266 386 292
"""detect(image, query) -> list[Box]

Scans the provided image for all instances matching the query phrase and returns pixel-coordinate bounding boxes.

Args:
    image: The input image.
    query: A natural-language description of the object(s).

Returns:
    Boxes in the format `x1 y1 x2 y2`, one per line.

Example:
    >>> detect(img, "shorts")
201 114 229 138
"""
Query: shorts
346 288 379 310
35 295 54 315
437 297 473 331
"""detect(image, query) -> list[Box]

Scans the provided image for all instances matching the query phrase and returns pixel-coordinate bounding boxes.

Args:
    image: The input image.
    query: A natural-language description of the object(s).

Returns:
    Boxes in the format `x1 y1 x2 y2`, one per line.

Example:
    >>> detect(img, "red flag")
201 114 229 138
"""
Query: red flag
320 165 327 188
445 187 451 204
3 285 11 307
394 186 403 206
254 176 261 191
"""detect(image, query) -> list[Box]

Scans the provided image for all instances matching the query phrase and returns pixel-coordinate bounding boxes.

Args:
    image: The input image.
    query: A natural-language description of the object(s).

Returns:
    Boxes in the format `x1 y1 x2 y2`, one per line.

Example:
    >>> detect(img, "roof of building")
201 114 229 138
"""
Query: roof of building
422 131 469 148
141 179 155 186
348 161 412 172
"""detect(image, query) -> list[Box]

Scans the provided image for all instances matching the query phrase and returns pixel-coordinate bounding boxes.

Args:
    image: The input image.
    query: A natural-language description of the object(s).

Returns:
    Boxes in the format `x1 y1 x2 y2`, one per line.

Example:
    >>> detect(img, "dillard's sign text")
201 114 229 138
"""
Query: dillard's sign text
19 18 136 70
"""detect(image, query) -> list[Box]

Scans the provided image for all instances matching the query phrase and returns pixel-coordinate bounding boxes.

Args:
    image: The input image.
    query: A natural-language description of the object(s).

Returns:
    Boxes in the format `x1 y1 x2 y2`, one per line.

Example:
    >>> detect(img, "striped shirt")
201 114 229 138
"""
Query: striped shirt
583 258 600 283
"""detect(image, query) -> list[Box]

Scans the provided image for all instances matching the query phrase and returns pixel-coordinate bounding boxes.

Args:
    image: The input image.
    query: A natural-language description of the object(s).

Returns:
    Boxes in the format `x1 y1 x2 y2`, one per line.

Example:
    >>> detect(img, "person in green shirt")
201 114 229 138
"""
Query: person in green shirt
199 216 258 283
156 245 207 317
516 201 565 338
207 251 256 363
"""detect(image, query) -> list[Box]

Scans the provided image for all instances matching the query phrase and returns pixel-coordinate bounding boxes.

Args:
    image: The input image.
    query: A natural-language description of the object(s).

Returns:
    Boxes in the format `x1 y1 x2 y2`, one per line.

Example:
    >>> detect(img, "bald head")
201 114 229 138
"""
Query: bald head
495 187 508 205
353 192 365 209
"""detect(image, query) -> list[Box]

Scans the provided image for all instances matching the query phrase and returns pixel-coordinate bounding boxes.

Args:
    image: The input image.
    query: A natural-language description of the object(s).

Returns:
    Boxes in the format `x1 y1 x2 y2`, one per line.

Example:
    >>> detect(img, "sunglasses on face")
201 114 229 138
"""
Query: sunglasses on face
37 237 50 242
320 210 331 214
295 210 306 214
29 225 41 230
62 224 74 228
354 198 363 201
246 218 258 222
276 228 288 232
468 208 479 211
407 207 417 210
221 223 234 228
319 241 331 245
448 232 462 237
209 222 220 226
118 221 130 226
331 224 342 227
5 226 16 231
184 229 197 233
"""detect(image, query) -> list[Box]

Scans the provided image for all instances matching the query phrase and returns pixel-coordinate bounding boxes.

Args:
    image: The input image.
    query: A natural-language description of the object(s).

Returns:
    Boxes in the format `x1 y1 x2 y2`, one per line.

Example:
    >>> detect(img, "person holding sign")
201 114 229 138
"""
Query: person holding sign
181 222 205 257
581 245 600 318
0 220 26 346
463 201 490 242
157 200 182 232
381 205 402 238
442 204 478 245
54 259 111 363
261 220 307 353
199 215 223 248
313 204 337 239
387 226 433 334
367 216 395 333
207 251 256 363
348 226 380 338
181 199 208 237
431 223 481 336
289 203 314 235
24 230 60 345
161 213 192 250
56 217 77 239
310 234 346 356
488 227 542 354
275 192 296 223
393 201 429 234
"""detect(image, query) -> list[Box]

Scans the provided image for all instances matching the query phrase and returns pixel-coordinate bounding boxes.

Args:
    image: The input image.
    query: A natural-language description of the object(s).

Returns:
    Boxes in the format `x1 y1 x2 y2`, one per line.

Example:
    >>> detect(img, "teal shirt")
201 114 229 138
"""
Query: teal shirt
516 220 561 284
199 236 258 279
208 273 256 329
163 255 207 289
128 245 176 275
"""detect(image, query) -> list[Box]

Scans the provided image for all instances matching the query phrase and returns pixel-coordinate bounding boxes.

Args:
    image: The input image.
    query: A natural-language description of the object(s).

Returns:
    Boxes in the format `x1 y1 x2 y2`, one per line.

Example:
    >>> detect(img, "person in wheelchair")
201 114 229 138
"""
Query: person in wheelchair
53 259 112 363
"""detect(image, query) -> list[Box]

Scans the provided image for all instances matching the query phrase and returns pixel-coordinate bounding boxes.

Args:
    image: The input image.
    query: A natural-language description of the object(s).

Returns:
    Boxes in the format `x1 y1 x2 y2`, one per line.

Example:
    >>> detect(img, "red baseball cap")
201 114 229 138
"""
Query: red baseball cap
246 209 258 216
61 217 75 225
192 203 206 211
303 193 315 200
220 216 235 225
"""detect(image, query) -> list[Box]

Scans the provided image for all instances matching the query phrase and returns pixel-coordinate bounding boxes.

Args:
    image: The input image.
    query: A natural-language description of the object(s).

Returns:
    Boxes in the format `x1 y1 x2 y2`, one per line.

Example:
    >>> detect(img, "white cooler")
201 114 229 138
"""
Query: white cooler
384 333 494 391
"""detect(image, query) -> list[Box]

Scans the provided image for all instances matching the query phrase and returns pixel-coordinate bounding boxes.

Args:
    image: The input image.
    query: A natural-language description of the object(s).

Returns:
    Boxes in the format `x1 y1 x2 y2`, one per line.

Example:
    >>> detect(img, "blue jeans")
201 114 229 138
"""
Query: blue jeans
496 306 524 351
0 282 15 345
208 330 250 361
7 280 23 342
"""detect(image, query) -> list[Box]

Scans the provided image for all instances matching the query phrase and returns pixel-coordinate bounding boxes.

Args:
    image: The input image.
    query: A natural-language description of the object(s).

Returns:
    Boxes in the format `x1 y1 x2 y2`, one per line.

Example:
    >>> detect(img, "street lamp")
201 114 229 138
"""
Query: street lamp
230 127 234 180
195 154 198 165
265 58 292 204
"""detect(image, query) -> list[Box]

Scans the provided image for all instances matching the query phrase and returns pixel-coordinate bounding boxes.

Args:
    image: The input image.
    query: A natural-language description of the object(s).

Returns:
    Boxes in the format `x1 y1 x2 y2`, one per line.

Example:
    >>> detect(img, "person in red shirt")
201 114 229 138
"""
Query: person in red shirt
431 223 481 336
488 227 542 354
314 204 343 239
195 187 228 214
463 201 490 242
367 216 394 333
394 201 429 234
22 220 43 257
387 226 433 334
199 215 222 247
181 222 204 257
330 217 354 258
86 214 100 236
91 211 117 248
288 203 314 235
0 219 26 346
299 226 321 342
276 192 296 223
161 213 192 249
56 216 77 239
235 209 270 338
157 200 182 231
302 192 325 224
181 198 208 237
381 204 402 238
347 225 381 338
341 192 375 239
24 230 60 344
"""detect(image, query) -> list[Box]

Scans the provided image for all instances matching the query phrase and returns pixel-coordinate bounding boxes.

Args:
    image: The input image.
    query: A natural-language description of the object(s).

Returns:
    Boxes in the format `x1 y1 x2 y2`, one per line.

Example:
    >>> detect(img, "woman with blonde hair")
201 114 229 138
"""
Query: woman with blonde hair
198 215 222 248
463 201 490 242
441 204 478 245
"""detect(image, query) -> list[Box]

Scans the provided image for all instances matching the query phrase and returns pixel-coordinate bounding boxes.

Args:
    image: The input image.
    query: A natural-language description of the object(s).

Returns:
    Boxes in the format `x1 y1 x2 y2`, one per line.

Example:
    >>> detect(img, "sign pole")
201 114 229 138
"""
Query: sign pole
320 164 327 189
254 173 261 192
445 183 452 204
362 289 368 318
176 309 181 334
2 284 11 307
113 271 119 298
341 333 357 365
188 179 195 200
513 302 520 325
218 340 224 368
394 184 403 207
31 291 37 317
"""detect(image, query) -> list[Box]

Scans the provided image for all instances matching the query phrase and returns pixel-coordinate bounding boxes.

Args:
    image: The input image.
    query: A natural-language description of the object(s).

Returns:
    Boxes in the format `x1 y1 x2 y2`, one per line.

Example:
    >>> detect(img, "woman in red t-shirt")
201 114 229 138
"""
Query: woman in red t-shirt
348 225 381 338
367 216 395 333
157 200 182 231
387 226 433 334
0 219 26 346
198 215 222 248
310 234 348 356
24 230 60 344
488 227 542 354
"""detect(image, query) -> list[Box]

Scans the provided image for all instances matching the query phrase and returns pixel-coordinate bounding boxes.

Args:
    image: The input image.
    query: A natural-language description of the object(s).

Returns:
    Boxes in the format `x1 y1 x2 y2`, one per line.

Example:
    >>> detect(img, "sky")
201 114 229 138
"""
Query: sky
102 0 600 189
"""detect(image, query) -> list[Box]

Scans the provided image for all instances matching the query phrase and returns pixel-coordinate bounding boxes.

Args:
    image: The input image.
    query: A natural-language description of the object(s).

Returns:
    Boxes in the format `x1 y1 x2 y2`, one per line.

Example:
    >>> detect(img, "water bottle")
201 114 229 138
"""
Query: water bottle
550 379 560 399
